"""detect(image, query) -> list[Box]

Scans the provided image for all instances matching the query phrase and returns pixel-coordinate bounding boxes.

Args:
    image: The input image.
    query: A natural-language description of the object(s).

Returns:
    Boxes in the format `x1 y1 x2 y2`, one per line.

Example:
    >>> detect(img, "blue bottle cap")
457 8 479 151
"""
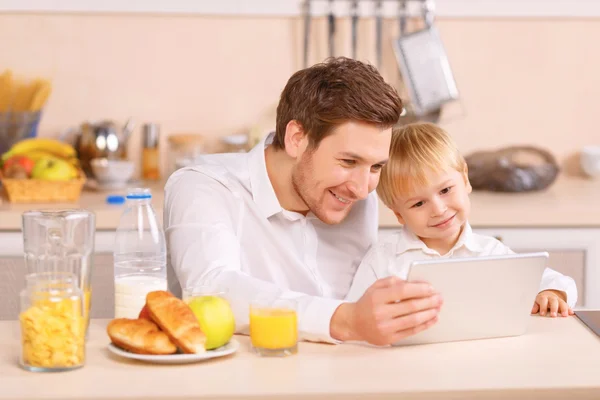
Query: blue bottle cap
126 188 152 200
106 195 126 205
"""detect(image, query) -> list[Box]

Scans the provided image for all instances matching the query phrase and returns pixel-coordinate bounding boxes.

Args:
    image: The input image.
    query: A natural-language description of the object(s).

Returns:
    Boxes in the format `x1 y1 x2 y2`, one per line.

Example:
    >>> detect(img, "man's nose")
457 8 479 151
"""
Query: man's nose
349 168 370 200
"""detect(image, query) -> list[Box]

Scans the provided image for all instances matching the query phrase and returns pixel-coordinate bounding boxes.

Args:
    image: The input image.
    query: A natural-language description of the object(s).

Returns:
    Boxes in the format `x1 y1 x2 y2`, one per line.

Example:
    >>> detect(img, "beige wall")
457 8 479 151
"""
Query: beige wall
0 13 598 177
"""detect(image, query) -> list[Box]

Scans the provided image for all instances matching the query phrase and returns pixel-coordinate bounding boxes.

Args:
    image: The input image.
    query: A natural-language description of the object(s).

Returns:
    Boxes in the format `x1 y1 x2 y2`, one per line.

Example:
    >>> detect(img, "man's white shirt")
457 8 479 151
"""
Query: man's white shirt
346 223 578 307
164 133 378 343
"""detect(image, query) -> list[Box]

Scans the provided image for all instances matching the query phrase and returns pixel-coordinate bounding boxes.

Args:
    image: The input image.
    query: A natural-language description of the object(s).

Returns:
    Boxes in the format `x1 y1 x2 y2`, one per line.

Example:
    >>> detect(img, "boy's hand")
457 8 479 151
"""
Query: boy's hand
531 290 574 317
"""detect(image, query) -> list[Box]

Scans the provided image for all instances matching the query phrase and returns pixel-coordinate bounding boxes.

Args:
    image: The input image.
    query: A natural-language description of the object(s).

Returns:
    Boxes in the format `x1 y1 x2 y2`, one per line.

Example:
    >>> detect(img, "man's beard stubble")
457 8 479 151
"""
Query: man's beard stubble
291 151 344 225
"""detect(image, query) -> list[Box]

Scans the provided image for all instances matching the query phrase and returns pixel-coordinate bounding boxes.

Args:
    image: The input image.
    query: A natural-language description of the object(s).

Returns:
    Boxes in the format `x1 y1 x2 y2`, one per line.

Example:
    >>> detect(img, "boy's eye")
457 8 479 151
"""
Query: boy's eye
341 159 356 166
371 164 383 172
411 201 424 208
440 186 452 195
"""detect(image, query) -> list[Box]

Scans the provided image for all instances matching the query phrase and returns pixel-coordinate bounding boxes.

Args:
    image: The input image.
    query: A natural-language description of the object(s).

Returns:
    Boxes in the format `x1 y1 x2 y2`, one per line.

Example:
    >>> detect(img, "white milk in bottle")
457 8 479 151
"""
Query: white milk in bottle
113 188 167 319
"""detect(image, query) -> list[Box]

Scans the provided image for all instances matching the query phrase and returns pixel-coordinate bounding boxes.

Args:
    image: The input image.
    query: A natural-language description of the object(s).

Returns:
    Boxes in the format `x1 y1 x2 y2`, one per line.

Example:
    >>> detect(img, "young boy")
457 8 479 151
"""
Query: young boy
346 122 577 317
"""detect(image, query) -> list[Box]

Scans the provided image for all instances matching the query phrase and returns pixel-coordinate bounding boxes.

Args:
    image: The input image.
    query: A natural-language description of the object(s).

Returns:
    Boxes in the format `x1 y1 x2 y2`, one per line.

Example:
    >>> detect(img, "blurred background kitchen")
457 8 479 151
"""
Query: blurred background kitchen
0 0 598 180
0 1 600 318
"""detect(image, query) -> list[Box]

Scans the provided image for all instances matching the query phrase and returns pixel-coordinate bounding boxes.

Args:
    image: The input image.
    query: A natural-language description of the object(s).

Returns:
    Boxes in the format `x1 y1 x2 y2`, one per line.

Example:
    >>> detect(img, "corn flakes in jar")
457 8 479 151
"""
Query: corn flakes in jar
19 283 85 372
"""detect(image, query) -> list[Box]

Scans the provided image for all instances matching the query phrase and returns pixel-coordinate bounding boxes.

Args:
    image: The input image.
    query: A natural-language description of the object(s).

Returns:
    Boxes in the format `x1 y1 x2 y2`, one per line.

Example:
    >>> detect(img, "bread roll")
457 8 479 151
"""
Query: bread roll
107 318 177 355
146 291 206 354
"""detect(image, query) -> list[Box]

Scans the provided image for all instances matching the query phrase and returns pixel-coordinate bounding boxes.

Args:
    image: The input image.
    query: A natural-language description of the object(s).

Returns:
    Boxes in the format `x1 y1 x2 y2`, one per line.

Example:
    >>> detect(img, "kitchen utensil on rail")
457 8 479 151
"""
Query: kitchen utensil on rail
375 0 383 69
465 146 560 192
303 0 312 67
392 0 459 116
350 0 359 59
327 0 336 57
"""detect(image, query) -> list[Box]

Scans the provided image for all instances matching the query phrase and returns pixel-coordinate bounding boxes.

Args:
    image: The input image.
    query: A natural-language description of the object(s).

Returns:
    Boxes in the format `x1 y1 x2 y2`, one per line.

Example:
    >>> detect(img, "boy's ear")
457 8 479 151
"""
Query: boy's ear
284 120 308 159
393 210 405 225
463 164 472 194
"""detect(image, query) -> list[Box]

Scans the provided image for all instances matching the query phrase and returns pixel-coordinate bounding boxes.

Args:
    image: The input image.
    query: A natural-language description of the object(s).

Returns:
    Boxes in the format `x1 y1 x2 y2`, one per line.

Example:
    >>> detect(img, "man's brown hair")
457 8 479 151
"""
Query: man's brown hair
272 57 403 150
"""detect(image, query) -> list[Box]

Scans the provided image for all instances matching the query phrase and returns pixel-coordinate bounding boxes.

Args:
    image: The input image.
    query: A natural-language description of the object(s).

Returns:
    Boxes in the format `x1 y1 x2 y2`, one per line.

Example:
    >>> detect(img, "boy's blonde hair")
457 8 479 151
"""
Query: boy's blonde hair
377 122 467 209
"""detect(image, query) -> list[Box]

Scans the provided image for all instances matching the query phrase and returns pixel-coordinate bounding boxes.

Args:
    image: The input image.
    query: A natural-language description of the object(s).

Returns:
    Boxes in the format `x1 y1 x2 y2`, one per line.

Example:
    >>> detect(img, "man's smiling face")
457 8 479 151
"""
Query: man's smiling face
291 121 391 225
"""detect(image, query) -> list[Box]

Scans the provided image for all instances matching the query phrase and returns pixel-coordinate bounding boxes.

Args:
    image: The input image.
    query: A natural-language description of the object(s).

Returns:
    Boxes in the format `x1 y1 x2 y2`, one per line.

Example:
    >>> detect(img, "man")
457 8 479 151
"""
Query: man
164 57 442 346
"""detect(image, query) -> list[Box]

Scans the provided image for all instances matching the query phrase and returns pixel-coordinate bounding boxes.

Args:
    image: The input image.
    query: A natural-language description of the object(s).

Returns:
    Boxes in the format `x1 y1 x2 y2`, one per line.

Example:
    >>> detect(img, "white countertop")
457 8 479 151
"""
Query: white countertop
1 316 599 400
1 176 600 231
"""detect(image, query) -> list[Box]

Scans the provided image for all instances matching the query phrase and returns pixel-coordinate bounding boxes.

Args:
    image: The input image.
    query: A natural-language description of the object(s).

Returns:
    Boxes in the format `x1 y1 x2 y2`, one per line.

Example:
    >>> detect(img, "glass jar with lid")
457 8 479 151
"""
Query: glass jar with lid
19 271 86 372
167 133 205 176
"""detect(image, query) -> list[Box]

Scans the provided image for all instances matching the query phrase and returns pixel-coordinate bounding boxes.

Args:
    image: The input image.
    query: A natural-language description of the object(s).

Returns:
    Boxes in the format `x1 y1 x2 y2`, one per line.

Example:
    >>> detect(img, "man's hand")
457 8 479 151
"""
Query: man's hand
531 290 574 318
331 276 442 346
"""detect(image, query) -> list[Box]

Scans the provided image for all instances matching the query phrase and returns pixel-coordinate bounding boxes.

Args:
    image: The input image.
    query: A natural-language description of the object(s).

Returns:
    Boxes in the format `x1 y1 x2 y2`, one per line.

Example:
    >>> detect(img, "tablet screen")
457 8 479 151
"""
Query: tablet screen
575 310 600 337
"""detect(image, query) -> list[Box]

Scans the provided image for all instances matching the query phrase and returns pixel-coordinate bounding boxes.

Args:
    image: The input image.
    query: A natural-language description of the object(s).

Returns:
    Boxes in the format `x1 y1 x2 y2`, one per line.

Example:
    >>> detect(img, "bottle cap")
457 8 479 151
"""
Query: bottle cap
106 195 126 205
126 188 152 200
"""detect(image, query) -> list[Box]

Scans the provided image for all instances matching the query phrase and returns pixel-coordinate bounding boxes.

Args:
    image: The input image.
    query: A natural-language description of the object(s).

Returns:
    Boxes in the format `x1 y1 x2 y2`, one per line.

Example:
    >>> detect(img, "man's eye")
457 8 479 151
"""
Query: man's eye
341 159 356 166
371 164 383 172
440 186 452 195
412 201 424 208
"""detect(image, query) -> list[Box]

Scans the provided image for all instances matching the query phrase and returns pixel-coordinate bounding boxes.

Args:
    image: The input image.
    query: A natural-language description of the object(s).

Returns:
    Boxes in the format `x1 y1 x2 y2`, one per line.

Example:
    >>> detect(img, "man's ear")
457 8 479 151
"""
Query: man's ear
463 164 472 194
393 210 405 225
284 120 308 159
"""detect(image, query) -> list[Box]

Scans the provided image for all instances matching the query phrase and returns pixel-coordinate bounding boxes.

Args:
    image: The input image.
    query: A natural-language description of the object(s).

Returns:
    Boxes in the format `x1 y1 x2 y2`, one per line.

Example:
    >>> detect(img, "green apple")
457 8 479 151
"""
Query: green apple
187 296 235 350
31 157 76 181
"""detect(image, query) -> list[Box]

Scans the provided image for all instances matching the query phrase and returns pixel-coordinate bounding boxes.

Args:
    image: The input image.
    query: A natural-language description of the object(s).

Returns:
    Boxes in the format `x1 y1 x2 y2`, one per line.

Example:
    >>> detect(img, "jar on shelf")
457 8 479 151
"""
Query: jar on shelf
167 133 205 176
141 123 161 181
19 272 86 372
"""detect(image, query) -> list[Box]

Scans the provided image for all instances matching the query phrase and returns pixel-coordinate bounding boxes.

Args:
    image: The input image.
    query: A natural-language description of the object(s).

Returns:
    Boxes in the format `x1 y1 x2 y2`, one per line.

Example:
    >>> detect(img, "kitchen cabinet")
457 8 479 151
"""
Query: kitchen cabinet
0 231 116 320
379 227 600 309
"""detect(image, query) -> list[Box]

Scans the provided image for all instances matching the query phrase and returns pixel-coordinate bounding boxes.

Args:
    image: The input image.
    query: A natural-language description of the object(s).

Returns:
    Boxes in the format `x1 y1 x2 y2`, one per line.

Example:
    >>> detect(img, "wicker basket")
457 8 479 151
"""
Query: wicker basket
0 169 86 203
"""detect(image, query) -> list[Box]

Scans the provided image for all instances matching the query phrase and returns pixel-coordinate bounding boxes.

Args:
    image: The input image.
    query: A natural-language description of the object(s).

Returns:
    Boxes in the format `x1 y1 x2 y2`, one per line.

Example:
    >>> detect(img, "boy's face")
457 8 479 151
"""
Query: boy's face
392 167 472 244
291 121 391 225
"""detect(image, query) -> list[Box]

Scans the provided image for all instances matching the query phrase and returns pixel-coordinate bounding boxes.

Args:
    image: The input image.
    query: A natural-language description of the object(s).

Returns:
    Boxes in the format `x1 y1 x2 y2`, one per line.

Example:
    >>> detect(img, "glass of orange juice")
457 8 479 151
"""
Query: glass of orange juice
249 296 298 357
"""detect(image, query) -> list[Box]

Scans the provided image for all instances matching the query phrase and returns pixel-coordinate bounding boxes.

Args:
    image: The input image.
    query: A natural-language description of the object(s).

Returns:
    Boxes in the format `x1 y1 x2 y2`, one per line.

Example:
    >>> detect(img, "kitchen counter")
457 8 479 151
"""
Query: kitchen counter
1 176 599 231
1 317 600 400
0 181 166 231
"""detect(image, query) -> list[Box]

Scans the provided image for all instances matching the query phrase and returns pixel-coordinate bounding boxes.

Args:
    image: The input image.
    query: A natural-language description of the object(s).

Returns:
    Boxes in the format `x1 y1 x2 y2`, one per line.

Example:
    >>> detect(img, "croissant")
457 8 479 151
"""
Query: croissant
107 318 177 355
146 291 206 354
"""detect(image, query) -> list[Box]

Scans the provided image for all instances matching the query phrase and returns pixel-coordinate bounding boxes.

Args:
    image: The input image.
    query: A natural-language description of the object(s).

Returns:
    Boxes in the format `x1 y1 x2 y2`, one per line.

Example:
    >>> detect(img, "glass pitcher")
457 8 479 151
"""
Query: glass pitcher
21 210 95 332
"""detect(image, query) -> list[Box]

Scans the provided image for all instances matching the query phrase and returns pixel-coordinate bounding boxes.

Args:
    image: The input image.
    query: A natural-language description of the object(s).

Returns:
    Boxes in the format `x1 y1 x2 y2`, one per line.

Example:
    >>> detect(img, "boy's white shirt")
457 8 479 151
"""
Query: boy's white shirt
345 223 578 308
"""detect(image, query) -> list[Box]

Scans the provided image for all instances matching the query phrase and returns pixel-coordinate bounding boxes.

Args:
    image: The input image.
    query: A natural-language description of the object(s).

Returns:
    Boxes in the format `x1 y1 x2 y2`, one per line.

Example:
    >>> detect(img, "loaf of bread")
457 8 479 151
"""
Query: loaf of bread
146 291 206 354
107 318 177 355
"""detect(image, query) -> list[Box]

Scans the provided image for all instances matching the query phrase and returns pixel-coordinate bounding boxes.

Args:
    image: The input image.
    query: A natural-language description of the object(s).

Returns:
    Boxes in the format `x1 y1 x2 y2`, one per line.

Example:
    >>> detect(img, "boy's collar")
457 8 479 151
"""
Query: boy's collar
395 222 483 256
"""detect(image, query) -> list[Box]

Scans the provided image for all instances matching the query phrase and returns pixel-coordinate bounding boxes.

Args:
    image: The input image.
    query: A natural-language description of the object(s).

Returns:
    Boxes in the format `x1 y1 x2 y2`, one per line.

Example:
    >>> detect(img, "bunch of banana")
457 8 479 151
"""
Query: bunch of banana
2 138 76 162
0 138 80 180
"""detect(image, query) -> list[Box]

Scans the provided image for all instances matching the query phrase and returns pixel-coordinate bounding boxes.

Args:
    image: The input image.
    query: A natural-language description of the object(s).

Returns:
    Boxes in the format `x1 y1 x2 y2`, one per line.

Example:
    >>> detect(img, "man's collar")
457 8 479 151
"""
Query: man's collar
248 132 283 219
395 222 483 255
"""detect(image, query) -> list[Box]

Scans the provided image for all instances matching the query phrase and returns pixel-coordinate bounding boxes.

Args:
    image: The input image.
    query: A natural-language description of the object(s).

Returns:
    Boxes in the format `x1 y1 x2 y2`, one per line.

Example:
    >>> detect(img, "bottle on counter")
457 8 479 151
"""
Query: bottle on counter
113 188 167 319
141 123 160 180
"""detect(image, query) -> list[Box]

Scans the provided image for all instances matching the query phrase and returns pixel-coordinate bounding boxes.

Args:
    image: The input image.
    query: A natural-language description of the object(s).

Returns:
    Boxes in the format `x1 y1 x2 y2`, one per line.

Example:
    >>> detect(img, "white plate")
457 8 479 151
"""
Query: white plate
107 339 240 364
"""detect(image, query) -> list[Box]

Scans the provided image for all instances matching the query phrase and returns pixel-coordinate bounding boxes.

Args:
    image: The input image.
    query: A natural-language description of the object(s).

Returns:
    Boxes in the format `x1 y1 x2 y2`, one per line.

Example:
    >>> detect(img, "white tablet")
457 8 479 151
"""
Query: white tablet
392 252 549 346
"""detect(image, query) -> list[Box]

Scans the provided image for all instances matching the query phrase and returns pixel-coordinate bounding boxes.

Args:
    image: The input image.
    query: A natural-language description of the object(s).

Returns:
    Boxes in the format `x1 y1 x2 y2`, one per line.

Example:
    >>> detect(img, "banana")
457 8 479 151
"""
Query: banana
8 149 61 163
2 138 76 161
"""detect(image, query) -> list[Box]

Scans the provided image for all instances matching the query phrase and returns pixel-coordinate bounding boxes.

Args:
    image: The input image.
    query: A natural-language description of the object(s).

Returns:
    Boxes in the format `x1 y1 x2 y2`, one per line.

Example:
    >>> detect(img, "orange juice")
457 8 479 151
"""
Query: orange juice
249 307 297 350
